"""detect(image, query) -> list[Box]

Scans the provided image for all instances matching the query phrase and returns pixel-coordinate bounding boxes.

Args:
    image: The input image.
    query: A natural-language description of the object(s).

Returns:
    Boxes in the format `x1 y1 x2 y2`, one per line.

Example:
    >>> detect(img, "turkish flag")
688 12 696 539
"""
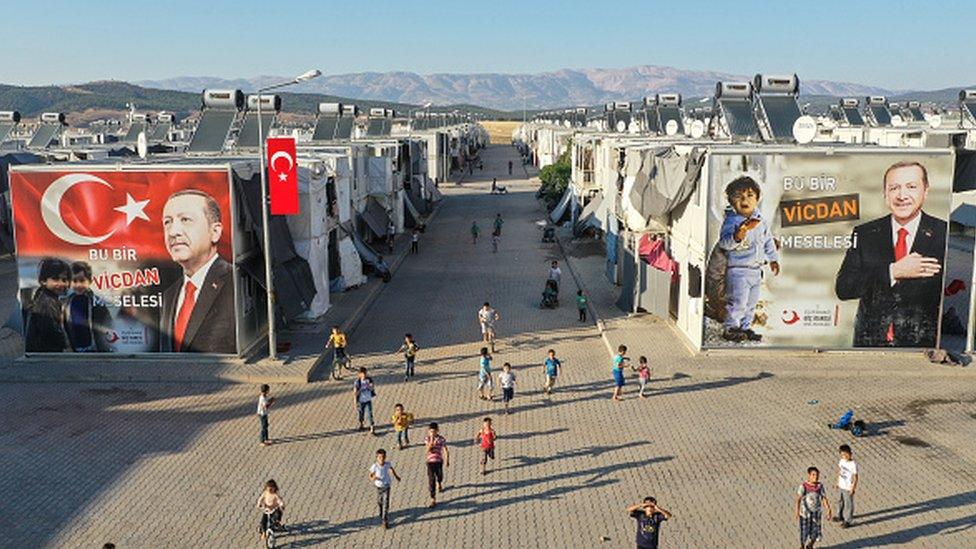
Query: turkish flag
9 169 233 260
267 136 299 215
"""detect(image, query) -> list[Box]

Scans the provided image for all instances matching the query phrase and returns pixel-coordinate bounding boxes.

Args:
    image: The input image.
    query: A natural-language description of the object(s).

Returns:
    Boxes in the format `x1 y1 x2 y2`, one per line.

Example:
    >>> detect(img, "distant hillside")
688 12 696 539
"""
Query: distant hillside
0 81 524 123
136 65 906 110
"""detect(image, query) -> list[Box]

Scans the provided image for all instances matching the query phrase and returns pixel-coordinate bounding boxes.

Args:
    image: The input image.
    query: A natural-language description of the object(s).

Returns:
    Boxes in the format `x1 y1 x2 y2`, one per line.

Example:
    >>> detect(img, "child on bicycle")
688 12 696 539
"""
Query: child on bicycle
257 479 286 541
326 325 349 379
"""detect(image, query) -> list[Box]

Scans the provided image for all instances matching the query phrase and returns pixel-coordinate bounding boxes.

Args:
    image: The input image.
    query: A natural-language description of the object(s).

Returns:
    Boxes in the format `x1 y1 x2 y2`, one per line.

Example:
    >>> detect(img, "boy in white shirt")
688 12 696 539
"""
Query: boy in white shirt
368 449 401 529
257 384 276 447
834 444 859 528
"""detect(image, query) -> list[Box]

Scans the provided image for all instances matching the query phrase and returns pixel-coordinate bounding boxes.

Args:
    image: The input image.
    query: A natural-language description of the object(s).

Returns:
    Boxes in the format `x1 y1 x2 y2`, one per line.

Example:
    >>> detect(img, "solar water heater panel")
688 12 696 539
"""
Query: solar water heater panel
963 102 976 123
147 123 171 142
644 111 660 133
843 107 865 126
0 122 13 143
908 107 925 122
27 124 60 149
366 119 385 137
721 101 759 138
380 119 392 136
121 122 146 143
311 116 339 141
759 96 801 139
869 105 891 126
335 118 355 139
657 106 684 134
187 110 237 153
236 113 276 148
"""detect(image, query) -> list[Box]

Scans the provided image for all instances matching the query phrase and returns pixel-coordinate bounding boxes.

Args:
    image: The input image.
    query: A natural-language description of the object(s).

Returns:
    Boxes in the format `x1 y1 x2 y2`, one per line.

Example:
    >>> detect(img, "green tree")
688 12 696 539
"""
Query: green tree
538 148 571 208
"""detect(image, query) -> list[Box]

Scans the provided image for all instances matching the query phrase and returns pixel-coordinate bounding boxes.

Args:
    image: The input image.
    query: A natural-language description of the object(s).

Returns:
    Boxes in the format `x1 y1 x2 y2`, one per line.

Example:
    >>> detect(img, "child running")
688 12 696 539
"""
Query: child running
543 348 561 395
391 403 414 450
475 417 497 475
395 333 419 382
478 347 494 401
498 362 516 414
637 356 650 398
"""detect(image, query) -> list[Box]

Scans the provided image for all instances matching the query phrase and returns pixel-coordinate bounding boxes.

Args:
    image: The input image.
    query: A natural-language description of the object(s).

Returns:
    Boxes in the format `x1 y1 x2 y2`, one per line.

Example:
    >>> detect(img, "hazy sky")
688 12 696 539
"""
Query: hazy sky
4 0 972 90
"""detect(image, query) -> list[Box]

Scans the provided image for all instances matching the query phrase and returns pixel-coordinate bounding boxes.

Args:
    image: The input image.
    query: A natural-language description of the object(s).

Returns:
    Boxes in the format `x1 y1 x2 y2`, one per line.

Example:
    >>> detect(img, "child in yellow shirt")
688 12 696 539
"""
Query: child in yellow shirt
391 403 415 450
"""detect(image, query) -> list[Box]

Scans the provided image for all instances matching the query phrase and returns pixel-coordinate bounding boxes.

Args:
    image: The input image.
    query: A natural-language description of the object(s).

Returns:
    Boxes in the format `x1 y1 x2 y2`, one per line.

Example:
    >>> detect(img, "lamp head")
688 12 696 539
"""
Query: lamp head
295 69 322 83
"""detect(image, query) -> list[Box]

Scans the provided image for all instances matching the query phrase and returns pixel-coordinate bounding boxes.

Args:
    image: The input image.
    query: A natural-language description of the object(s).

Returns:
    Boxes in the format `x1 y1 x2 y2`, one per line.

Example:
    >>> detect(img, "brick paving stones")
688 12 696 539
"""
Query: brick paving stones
0 146 973 548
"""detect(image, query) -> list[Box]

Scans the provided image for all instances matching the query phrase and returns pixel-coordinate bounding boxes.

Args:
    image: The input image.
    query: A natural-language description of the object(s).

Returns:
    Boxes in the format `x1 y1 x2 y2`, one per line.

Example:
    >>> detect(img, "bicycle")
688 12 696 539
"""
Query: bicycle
485 327 497 353
331 349 354 380
261 508 285 548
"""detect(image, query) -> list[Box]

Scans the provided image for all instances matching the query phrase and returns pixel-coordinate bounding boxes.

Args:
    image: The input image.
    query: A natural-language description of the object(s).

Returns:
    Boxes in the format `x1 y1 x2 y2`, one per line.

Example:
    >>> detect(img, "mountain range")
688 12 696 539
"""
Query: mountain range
136 65 902 110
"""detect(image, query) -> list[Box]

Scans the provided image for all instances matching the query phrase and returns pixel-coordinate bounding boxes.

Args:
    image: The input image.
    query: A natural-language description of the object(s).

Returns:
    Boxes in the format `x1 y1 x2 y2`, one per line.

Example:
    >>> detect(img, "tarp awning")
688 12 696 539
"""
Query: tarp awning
405 183 428 214
549 185 573 224
404 194 423 225
359 198 390 239
574 193 604 234
340 221 389 276
424 177 443 201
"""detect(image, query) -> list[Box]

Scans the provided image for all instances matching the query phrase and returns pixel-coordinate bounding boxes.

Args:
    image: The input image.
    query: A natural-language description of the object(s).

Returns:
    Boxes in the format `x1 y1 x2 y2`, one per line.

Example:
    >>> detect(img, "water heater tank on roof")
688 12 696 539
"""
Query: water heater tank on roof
202 89 245 110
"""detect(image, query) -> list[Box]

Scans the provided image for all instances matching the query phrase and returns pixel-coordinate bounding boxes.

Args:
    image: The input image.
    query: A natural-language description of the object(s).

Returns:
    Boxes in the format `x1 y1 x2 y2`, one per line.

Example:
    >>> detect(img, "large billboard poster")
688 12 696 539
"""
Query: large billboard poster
703 152 953 349
10 169 238 354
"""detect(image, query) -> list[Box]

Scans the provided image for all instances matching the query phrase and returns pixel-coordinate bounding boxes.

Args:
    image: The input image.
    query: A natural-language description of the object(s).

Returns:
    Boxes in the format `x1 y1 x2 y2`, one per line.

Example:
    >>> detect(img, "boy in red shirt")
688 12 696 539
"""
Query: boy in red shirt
475 417 496 475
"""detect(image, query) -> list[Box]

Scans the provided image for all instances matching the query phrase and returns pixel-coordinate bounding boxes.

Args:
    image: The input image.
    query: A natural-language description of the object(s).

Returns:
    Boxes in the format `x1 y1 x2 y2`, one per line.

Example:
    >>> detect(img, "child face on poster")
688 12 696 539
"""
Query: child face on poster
730 187 759 218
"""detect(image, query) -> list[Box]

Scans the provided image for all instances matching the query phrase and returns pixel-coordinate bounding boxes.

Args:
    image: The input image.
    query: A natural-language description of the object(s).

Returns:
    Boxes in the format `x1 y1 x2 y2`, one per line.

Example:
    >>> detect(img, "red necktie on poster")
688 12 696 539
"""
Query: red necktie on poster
174 281 197 351
267 136 299 215
887 228 909 343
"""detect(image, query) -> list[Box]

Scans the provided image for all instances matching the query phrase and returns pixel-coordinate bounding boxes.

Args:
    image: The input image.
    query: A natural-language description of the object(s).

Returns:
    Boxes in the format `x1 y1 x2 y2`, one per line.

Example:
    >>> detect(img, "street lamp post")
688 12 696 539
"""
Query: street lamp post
256 69 321 360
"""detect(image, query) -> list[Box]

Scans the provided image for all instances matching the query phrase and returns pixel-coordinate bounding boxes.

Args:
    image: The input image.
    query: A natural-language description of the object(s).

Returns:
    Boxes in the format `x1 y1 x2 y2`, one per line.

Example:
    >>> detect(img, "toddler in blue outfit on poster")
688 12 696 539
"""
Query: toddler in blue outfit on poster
717 176 780 342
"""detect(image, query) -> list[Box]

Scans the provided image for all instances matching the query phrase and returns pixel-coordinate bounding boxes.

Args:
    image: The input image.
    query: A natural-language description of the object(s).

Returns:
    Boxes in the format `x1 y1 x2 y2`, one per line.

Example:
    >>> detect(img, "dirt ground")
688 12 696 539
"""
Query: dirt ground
481 120 521 144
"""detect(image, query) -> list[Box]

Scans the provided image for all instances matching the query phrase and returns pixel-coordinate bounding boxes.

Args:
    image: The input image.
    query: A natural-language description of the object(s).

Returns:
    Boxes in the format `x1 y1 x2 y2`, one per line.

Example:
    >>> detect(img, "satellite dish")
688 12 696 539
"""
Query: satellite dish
616 120 626 132
928 114 942 129
136 131 148 159
891 114 906 127
690 119 705 139
792 115 817 144
665 119 679 136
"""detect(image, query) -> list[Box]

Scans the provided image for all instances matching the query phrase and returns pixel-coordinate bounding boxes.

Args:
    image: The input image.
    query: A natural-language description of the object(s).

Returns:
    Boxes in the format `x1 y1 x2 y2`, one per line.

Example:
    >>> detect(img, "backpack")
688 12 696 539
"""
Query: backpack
851 420 865 437
356 378 377 398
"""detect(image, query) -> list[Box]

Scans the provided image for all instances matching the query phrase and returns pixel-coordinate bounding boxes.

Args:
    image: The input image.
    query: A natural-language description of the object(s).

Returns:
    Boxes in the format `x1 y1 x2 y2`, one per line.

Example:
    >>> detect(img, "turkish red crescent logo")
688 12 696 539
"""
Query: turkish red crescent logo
267 137 299 215
782 310 800 325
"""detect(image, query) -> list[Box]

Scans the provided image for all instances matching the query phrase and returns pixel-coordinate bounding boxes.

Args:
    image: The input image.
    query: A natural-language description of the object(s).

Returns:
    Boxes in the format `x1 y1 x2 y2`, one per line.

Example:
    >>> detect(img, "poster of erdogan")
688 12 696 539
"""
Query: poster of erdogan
9 167 238 355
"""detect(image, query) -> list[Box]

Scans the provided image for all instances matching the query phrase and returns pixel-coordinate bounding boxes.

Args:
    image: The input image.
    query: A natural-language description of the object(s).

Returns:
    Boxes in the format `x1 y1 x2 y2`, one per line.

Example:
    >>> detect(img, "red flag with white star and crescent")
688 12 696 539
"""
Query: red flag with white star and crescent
267 136 299 215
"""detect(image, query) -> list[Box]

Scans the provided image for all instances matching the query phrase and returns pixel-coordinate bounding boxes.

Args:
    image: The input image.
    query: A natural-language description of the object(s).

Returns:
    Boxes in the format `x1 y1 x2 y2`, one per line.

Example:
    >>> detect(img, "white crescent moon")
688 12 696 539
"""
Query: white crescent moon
270 151 294 173
41 173 116 245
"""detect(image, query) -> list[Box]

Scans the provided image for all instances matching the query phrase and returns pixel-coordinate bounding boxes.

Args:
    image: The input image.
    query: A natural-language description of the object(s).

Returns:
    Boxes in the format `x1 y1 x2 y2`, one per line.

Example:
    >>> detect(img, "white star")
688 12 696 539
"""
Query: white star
278 172 288 182
114 193 150 226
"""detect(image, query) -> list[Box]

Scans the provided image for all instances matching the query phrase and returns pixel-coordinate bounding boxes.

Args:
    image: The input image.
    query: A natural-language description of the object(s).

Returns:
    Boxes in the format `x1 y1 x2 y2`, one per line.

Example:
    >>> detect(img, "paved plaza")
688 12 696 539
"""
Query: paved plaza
1 146 974 547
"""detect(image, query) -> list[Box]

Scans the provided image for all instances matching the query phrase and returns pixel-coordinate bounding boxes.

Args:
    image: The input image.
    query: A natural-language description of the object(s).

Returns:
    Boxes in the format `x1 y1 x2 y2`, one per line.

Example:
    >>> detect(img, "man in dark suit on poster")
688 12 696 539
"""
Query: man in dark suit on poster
159 189 237 354
835 161 946 347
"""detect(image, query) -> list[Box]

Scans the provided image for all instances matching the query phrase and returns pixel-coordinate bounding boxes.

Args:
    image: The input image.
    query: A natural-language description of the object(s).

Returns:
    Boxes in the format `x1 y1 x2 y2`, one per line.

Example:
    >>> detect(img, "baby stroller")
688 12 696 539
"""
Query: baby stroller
540 279 559 309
